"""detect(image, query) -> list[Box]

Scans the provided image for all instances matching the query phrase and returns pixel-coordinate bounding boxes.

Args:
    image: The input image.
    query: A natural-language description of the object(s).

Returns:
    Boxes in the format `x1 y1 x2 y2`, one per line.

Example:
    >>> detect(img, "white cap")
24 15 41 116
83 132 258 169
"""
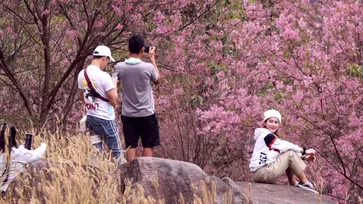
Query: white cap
93 45 115 62
263 109 282 123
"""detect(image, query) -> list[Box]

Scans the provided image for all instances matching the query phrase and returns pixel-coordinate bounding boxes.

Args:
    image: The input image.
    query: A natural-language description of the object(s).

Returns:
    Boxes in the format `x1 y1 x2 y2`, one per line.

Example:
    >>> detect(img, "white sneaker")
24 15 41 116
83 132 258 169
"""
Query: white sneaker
296 181 319 194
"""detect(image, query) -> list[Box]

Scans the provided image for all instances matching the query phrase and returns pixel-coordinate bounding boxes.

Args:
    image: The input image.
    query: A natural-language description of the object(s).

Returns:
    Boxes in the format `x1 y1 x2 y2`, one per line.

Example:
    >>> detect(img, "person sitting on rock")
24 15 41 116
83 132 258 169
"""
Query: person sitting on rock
249 109 318 194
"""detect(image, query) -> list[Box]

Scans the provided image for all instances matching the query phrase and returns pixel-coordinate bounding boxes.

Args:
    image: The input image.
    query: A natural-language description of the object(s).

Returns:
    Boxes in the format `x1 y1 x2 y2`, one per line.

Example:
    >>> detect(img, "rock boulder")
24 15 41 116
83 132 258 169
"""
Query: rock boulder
119 157 250 204
236 182 335 204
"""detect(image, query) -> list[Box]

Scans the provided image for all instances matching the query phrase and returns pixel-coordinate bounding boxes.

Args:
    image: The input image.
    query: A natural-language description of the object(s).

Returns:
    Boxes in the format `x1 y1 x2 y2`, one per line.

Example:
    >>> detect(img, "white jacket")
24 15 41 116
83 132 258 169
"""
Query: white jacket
0 143 47 191
249 128 303 172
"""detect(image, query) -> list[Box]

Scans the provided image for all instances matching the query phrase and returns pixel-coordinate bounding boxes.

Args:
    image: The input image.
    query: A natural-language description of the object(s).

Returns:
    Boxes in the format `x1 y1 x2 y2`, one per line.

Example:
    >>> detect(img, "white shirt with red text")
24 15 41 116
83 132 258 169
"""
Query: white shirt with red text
77 65 115 120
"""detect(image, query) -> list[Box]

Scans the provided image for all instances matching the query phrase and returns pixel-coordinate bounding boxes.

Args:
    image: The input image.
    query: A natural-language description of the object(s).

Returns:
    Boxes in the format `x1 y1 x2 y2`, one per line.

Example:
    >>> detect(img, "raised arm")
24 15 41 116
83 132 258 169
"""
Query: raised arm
149 46 160 85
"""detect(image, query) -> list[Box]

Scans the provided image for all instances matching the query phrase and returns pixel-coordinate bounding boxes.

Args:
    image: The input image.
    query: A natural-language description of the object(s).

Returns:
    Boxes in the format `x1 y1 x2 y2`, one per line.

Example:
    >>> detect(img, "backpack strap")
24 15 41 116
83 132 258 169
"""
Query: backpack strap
84 68 109 102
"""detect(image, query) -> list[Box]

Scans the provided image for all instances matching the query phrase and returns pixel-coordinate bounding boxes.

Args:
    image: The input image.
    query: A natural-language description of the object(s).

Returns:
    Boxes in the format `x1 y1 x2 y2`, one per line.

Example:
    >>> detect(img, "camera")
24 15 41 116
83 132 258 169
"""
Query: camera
144 46 150 53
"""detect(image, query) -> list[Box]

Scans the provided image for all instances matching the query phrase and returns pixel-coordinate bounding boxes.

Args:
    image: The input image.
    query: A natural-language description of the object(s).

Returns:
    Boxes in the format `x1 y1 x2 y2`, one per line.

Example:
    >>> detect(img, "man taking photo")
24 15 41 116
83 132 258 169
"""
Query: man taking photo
113 35 160 162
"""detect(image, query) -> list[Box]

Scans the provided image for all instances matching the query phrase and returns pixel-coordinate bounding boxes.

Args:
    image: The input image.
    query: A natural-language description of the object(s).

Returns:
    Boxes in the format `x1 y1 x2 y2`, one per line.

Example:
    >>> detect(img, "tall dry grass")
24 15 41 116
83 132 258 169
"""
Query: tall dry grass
0 132 234 204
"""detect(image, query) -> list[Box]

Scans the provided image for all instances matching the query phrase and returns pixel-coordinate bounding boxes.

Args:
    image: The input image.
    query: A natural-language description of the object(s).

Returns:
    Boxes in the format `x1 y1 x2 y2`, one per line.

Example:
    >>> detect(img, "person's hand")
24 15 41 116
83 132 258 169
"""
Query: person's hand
306 148 316 155
149 46 156 61
306 155 316 162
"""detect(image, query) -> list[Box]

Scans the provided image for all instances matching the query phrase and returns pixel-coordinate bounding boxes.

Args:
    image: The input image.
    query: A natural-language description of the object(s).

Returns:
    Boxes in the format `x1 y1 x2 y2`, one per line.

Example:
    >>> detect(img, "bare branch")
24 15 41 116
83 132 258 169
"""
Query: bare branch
0 2 34 24
0 48 33 116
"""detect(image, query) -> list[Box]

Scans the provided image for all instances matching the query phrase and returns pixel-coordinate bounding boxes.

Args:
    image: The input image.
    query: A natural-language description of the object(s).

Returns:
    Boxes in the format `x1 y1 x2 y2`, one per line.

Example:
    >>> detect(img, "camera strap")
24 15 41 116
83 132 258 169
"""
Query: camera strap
84 68 109 102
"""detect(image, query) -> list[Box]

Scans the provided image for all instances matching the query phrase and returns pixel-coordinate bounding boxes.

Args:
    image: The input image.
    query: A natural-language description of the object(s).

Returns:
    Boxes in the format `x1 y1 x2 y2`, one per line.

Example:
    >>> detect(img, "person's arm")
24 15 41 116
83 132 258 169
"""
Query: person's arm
149 46 160 85
112 77 118 89
264 133 303 153
77 71 85 103
104 74 118 108
112 64 120 89
106 88 117 108
264 134 317 155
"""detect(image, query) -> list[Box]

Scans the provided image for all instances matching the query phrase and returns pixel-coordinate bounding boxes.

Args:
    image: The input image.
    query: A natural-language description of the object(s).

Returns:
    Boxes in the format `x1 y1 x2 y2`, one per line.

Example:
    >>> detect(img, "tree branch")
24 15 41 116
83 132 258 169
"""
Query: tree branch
61 58 86 131
0 48 33 116
39 0 52 125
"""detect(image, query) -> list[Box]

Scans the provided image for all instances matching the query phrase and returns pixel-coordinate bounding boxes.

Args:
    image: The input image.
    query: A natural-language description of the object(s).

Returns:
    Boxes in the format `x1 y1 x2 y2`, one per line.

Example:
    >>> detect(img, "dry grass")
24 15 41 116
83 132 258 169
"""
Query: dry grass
0 132 234 204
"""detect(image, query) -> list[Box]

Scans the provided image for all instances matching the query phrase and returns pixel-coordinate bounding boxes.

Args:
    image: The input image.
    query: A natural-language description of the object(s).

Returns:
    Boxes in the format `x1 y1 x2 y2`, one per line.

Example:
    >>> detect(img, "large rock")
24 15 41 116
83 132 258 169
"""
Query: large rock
4 157 336 204
119 157 250 204
236 182 336 204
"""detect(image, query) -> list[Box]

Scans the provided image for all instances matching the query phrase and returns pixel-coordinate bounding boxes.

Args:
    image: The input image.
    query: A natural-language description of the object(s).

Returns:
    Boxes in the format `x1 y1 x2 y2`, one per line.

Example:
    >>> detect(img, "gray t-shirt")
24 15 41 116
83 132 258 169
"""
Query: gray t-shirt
112 58 158 117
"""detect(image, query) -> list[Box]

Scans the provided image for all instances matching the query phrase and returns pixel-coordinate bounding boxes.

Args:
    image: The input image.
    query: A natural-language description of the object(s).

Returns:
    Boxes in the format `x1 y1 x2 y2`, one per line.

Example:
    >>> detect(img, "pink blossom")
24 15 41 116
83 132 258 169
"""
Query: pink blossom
115 23 123 30
6 27 13 33
94 18 104 28
66 30 78 38
173 88 183 96
42 9 50 15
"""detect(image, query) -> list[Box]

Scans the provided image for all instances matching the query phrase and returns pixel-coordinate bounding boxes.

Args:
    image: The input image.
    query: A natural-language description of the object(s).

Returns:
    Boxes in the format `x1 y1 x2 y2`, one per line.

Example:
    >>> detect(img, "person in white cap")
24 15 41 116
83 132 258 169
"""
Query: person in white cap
77 45 125 165
249 109 319 194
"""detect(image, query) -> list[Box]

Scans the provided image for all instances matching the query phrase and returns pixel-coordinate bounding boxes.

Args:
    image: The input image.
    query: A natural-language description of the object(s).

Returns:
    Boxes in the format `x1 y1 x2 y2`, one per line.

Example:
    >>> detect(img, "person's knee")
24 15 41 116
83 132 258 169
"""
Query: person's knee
125 143 138 149
126 149 137 162
283 150 301 164
142 148 153 157
286 150 298 158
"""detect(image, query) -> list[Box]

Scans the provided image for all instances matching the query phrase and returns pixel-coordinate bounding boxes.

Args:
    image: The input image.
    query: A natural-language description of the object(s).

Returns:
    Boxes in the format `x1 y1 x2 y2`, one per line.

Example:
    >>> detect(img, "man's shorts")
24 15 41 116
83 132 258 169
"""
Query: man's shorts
121 114 160 148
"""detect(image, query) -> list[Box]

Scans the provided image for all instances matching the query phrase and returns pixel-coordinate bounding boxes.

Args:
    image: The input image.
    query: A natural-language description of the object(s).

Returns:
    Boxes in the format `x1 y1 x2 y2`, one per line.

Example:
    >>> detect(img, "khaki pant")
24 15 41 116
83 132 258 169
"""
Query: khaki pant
252 150 306 183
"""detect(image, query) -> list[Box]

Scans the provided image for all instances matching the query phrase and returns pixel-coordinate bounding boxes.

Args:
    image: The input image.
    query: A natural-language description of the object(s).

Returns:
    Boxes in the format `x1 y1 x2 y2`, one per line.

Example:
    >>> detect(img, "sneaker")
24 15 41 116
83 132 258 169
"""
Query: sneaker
296 181 319 194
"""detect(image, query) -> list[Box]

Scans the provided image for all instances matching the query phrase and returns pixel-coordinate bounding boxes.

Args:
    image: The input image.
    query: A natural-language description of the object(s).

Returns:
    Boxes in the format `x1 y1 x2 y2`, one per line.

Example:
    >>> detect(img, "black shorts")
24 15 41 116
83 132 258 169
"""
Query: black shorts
121 114 160 148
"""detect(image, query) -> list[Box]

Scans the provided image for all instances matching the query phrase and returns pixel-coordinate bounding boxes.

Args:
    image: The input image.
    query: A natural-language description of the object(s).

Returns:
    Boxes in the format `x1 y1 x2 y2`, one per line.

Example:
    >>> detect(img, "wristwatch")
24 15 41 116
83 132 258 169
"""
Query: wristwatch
302 147 306 155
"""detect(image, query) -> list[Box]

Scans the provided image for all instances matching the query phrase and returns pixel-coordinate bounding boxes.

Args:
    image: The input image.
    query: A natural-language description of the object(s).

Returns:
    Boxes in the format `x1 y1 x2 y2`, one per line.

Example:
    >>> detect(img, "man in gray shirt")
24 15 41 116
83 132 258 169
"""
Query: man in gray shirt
113 35 160 162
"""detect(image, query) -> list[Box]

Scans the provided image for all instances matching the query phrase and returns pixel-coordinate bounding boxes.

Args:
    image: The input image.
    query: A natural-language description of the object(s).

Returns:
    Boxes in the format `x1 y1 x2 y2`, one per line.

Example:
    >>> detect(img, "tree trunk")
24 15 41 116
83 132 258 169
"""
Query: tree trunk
61 58 86 134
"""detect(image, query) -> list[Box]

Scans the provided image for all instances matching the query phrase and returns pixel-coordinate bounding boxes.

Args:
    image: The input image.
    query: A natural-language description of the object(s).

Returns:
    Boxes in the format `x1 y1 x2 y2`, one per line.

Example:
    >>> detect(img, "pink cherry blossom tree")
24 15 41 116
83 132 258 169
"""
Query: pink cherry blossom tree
191 0 362 202
0 0 215 132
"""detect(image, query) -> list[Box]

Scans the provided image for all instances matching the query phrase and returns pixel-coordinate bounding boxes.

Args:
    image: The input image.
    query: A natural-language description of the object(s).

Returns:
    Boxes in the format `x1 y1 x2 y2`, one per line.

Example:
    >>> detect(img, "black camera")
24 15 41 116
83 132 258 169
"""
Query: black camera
144 46 150 53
